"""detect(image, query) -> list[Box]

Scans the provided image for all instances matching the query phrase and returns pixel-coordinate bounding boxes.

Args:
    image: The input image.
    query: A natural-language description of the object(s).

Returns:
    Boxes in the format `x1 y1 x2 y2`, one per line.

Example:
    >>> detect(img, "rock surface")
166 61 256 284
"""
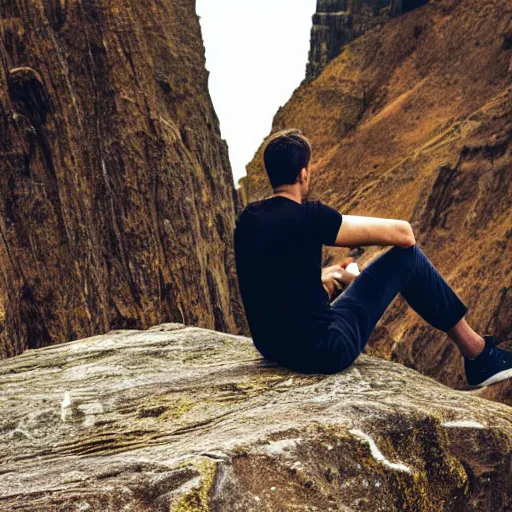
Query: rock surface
305 0 407 82
1 324 511 511
0 0 247 358
240 0 512 392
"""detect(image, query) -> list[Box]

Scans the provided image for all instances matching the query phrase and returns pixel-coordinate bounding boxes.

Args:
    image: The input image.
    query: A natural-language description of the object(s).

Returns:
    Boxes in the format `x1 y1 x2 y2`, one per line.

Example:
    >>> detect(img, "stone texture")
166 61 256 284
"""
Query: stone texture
240 0 512 393
305 0 407 82
0 0 248 358
0 324 511 511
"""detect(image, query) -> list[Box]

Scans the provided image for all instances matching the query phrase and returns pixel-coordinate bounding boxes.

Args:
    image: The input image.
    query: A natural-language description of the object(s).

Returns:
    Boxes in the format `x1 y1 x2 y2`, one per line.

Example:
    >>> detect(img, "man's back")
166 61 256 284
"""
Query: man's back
234 196 343 359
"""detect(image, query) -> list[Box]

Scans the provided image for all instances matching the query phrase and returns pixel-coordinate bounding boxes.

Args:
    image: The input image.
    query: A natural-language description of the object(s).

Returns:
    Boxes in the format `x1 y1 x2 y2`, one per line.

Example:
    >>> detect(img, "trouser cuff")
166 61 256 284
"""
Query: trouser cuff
440 300 469 332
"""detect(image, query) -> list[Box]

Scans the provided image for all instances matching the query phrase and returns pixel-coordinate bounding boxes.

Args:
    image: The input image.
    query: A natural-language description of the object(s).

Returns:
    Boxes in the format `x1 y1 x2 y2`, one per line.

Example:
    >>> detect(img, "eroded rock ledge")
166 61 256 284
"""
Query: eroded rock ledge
0 324 511 511
304 0 429 82
306 0 402 82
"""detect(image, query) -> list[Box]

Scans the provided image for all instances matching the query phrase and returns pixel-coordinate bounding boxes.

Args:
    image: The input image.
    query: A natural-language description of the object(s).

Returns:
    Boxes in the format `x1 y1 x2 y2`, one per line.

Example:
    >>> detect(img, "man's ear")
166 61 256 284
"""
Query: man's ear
298 167 307 183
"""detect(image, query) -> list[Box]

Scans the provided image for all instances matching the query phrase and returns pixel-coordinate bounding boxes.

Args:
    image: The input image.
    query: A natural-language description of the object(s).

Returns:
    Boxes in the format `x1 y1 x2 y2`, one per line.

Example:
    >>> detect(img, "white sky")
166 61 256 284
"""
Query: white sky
196 0 317 187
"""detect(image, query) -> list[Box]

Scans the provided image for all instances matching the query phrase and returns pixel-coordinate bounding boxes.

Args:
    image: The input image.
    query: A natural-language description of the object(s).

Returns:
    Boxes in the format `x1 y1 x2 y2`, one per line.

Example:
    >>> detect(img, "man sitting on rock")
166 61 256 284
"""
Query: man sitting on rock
233 128 512 388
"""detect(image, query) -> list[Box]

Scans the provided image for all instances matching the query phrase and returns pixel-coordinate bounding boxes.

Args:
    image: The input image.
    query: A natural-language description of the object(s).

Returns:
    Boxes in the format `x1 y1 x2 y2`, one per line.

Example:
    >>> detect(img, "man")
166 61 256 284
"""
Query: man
234 128 512 388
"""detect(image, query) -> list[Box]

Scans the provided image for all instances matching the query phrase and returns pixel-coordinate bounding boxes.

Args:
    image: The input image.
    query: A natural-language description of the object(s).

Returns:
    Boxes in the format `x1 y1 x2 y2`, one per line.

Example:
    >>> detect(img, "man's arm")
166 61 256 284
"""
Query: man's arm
332 214 416 248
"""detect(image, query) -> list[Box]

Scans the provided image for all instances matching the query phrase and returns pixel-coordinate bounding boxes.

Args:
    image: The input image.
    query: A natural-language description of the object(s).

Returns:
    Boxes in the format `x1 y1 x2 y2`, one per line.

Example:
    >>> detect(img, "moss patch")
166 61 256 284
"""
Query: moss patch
173 458 217 512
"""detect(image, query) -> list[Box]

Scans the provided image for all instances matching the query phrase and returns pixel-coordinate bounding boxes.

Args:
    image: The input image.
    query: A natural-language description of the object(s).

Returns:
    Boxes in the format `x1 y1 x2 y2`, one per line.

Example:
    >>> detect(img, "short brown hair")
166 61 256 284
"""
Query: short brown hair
262 128 312 189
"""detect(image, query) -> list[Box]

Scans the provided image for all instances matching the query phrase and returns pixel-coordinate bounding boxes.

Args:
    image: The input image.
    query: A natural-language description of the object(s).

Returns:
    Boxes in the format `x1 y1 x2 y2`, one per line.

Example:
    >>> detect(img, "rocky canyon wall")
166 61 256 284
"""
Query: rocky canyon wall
305 0 429 82
0 0 248 358
241 0 512 391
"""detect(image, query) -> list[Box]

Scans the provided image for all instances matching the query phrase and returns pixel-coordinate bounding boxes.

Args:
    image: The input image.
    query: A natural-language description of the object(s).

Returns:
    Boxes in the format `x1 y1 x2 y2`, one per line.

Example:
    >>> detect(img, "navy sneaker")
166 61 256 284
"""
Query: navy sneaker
464 335 512 388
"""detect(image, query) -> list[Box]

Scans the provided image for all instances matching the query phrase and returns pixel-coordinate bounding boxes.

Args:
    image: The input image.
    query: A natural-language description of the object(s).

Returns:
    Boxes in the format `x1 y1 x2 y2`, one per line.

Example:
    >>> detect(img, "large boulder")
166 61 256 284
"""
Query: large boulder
1 324 511 511
240 0 512 391
0 0 247 358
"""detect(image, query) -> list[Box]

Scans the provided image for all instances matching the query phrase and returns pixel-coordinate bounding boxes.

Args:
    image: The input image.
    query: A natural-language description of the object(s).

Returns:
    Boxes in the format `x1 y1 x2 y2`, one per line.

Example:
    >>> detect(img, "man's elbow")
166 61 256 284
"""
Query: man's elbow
396 221 416 248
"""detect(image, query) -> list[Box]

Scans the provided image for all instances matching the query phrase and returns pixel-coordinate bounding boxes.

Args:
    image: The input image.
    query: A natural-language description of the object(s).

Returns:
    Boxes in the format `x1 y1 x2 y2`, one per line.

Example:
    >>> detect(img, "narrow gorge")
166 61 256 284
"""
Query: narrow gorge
0 0 511 510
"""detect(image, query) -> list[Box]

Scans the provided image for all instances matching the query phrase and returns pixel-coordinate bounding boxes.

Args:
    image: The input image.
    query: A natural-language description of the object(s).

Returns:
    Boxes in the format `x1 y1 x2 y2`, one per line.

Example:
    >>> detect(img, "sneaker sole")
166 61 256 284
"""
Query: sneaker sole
468 368 512 389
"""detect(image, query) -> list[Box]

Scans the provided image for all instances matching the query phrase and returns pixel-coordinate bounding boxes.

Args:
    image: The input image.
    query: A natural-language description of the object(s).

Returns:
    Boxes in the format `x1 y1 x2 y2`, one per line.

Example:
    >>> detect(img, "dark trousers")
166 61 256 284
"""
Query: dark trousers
283 243 469 374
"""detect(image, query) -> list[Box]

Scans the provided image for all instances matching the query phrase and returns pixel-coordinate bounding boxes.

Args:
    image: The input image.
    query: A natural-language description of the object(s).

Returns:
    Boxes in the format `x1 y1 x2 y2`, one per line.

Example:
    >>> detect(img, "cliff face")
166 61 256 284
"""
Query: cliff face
1 324 511 510
241 0 512 390
0 0 248 358
306 0 405 82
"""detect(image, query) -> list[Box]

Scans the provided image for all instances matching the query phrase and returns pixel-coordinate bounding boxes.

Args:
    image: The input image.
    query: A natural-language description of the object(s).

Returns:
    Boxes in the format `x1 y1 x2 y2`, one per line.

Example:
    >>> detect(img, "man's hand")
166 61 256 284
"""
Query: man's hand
322 264 345 299
321 258 360 300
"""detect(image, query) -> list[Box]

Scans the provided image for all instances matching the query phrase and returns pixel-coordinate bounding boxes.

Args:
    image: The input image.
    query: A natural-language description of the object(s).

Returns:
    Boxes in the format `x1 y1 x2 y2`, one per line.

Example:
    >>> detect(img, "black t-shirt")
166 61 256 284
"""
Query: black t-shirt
234 196 343 359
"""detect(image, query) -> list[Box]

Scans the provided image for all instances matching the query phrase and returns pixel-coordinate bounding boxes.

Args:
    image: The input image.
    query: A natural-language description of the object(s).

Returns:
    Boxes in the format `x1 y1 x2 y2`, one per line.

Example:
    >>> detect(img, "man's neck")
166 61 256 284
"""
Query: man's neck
270 190 303 204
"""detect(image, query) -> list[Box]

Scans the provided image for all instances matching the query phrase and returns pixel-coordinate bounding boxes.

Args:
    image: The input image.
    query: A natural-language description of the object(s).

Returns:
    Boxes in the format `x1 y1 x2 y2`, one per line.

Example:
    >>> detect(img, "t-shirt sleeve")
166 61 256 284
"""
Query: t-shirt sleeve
306 200 343 246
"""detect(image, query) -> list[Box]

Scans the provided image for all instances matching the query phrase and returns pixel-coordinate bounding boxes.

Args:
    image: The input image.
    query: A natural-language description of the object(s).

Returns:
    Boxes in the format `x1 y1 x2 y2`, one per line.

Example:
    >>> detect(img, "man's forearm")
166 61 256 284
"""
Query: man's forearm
333 215 416 248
